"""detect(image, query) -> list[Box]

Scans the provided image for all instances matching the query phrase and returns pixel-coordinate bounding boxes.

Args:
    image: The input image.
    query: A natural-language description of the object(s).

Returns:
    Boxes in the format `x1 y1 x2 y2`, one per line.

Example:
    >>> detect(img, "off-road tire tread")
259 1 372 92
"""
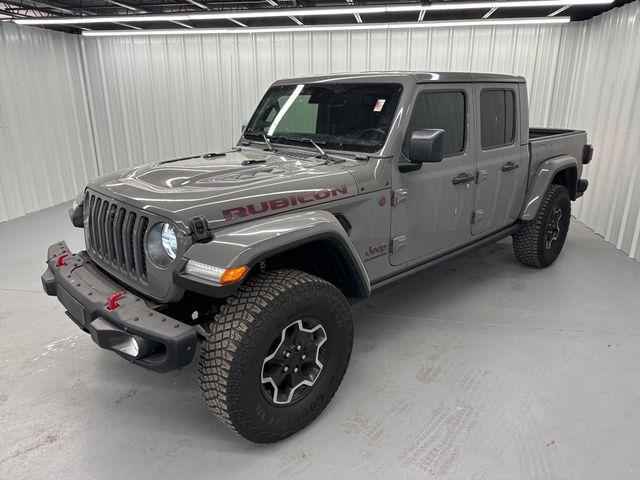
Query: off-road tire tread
198 269 352 443
512 184 569 267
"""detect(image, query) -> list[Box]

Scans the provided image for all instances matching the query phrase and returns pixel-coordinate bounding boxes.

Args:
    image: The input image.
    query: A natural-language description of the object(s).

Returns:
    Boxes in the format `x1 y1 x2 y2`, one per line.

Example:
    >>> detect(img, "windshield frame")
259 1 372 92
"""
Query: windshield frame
243 82 404 156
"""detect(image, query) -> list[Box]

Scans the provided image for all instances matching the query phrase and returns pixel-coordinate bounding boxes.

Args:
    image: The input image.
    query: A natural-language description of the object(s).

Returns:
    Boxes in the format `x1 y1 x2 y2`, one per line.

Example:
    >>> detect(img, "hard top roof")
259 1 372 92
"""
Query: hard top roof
272 71 525 85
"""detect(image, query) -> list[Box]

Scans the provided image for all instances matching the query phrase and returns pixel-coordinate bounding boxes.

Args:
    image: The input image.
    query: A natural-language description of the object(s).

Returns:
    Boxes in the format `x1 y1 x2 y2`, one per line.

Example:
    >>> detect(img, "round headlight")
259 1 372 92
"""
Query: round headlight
147 222 178 267
161 223 177 260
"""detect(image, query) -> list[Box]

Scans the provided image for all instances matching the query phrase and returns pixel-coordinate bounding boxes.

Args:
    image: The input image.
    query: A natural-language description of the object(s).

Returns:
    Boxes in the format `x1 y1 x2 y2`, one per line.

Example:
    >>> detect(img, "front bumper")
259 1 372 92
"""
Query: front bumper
42 241 197 372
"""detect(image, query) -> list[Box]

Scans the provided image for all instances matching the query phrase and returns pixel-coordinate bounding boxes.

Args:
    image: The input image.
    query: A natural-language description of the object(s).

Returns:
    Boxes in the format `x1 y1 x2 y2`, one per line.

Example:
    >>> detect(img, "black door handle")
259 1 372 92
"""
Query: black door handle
501 161 519 172
452 173 475 185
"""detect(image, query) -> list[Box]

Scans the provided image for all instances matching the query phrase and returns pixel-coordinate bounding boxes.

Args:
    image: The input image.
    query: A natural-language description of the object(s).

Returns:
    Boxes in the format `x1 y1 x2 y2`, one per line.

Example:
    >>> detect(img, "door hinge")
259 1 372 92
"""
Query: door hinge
471 209 484 224
391 189 409 206
476 169 488 183
390 235 406 254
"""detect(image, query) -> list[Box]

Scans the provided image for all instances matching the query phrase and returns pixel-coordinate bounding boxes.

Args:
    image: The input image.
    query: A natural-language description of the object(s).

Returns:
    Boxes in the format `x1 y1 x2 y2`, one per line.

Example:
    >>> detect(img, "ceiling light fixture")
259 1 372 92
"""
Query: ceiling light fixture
14 0 611 26
80 17 570 37
482 7 499 18
549 5 572 16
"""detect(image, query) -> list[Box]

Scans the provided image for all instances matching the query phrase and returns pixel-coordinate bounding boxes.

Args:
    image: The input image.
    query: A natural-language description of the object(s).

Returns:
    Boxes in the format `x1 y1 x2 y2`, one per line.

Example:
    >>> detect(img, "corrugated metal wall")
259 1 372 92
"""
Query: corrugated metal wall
81 24 566 172
0 23 97 223
2 2 639 260
553 2 640 260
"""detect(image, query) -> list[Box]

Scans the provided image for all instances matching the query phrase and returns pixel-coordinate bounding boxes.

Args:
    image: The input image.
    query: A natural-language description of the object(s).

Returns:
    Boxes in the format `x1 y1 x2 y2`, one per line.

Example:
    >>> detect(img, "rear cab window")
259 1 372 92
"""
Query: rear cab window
480 89 516 149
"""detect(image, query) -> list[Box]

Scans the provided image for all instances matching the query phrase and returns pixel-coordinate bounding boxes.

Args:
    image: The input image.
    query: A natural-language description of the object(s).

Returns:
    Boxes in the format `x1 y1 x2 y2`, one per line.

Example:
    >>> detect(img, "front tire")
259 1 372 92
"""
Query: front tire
198 269 353 443
513 184 571 268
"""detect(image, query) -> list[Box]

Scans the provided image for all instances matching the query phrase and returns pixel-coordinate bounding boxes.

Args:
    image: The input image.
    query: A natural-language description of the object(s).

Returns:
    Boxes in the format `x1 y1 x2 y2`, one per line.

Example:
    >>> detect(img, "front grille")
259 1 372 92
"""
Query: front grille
86 192 149 281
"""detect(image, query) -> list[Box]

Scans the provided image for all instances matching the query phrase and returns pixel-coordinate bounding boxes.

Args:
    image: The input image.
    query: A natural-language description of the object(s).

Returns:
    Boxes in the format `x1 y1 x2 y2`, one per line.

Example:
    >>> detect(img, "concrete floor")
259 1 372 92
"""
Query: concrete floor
1 203 639 480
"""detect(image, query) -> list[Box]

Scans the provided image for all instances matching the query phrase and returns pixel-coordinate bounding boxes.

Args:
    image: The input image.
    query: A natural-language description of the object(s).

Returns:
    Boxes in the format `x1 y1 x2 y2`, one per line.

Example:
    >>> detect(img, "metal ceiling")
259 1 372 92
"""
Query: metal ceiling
0 0 634 34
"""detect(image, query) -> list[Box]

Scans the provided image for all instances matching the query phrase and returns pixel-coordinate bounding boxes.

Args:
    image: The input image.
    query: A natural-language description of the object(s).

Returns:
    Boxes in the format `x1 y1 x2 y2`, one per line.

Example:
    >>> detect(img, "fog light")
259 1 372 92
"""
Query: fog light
184 260 248 284
111 336 159 359
112 337 140 357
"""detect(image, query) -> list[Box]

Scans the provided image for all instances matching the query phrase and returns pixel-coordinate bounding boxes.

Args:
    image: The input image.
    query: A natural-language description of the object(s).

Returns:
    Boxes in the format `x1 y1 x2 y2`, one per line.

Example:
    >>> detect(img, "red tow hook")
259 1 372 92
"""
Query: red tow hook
56 253 70 267
106 292 124 310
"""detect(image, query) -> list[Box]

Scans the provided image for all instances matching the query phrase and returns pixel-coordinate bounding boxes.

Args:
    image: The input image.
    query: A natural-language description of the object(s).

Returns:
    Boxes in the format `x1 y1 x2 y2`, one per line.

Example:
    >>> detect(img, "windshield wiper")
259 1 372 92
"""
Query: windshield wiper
301 138 327 159
262 134 274 152
270 135 345 163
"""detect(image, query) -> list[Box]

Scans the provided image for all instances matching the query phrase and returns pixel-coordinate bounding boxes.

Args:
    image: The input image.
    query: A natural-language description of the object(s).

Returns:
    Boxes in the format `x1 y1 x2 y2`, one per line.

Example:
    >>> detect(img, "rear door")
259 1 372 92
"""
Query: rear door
472 84 528 235
390 84 476 266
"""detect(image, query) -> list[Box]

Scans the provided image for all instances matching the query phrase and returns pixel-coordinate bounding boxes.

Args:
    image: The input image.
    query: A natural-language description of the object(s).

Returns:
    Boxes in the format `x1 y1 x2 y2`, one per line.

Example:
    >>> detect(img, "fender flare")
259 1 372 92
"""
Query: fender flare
519 155 578 221
176 210 371 299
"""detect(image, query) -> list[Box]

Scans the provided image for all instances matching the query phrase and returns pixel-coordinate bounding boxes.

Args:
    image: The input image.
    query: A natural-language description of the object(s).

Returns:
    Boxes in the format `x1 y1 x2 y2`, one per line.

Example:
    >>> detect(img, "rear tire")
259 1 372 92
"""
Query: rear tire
198 269 353 443
513 184 571 268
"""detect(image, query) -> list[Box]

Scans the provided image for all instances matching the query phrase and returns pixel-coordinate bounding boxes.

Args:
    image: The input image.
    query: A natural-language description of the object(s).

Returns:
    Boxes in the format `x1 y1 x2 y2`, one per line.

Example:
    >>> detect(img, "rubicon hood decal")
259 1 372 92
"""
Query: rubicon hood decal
222 185 348 221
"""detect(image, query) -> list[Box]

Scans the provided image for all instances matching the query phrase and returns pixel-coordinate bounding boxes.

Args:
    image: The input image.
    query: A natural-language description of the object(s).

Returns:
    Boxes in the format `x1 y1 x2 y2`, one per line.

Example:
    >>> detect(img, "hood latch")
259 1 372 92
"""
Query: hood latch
189 216 213 243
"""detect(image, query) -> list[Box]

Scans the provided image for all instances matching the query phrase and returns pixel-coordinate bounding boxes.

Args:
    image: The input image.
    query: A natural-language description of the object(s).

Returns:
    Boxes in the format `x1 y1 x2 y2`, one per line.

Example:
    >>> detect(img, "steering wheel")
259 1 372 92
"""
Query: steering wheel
359 128 386 140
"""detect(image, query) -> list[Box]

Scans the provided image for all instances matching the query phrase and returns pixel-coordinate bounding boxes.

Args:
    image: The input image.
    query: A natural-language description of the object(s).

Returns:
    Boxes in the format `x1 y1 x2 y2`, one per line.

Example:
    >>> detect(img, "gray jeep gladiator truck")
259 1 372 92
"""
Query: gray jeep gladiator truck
42 72 591 443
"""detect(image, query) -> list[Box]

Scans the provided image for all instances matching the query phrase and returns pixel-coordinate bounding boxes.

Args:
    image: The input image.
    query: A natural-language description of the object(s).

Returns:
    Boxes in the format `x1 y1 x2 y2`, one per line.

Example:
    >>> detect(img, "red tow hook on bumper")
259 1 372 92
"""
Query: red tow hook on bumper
55 253 70 267
106 292 124 310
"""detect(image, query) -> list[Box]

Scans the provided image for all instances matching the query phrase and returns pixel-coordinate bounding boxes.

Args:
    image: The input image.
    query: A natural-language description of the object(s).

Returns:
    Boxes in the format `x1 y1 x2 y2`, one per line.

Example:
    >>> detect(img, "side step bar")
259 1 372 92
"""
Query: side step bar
370 224 521 297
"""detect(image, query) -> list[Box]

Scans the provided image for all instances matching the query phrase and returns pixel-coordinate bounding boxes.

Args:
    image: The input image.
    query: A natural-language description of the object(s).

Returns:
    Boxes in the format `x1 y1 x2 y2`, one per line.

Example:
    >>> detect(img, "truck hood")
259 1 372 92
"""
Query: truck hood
87 148 358 233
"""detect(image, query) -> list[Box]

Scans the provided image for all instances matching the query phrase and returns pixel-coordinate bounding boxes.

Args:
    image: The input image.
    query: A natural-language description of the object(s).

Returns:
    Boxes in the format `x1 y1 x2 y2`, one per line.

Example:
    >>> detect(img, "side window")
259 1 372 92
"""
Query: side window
480 89 516 149
404 91 466 156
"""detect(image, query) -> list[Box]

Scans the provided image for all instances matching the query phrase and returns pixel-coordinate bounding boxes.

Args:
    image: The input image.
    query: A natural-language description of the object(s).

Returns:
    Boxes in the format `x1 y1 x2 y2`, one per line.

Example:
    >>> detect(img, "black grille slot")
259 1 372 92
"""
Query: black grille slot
90 195 100 251
87 193 149 281
123 211 136 273
113 207 126 268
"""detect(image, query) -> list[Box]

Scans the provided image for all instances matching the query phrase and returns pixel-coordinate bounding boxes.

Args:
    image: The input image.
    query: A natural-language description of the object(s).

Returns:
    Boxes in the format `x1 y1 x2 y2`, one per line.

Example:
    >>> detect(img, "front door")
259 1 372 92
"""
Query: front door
472 84 528 235
390 84 476 266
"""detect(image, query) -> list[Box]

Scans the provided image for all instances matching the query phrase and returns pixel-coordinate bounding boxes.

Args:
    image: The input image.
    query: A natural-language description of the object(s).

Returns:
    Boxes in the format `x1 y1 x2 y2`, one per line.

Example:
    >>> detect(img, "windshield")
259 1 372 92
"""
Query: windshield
244 83 403 154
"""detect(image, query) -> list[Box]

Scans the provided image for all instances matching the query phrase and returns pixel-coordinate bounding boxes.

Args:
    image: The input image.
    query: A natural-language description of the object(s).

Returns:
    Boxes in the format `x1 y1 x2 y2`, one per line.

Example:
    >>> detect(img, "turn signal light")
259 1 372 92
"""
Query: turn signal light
184 260 249 284
220 265 249 284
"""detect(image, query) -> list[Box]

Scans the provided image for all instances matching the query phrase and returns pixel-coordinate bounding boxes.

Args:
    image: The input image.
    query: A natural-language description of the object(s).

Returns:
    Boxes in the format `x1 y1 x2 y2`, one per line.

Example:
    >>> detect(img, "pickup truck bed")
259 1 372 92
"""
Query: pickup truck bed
529 127 583 140
528 127 588 199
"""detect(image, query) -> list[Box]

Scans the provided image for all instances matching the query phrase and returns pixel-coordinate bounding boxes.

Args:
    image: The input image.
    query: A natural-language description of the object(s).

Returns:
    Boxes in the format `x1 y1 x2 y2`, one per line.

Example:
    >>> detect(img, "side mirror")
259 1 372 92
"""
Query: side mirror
409 129 445 164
